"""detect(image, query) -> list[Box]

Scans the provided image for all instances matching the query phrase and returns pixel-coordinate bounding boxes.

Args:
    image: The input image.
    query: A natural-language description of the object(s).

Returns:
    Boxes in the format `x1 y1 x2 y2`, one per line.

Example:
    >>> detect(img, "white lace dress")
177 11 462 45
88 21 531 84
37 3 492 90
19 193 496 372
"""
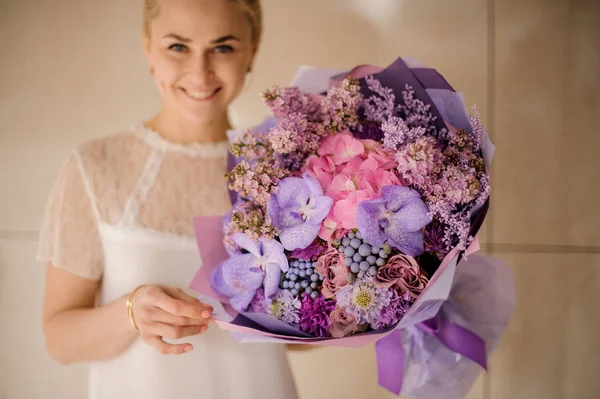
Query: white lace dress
37 123 298 399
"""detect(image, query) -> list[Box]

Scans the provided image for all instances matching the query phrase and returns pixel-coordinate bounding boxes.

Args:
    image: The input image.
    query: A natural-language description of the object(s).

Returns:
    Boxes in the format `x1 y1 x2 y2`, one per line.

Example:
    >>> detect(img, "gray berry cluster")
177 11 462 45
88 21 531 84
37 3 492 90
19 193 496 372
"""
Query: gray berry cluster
333 230 392 279
280 259 324 299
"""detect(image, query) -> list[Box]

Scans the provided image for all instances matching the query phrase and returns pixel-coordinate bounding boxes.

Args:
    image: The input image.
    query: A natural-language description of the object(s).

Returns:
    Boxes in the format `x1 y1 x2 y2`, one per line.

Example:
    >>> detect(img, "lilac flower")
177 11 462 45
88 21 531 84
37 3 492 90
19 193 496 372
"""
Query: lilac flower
443 129 481 170
229 130 269 160
362 81 439 139
211 233 288 312
356 185 431 256
321 77 363 133
298 295 336 337
468 105 484 151
268 114 309 154
363 76 396 123
261 86 321 120
442 212 471 253
336 277 392 326
399 85 438 137
267 174 333 251
226 160 286 207
429 170 488 255
426 202 472 253
257 78 362 174
268 124 297 154
473 173 491 210
225 200 277 247
269 113 320 170
382 116 427 151
371 290 413 330
415 126 489 253
433 164 480 205
269 290 301 327
396 136 446 190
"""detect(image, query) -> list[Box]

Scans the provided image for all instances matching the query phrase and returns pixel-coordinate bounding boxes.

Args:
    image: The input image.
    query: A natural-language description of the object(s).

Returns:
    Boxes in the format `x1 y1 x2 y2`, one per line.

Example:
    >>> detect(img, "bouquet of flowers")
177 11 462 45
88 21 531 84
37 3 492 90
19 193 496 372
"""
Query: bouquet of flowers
190 57 515 398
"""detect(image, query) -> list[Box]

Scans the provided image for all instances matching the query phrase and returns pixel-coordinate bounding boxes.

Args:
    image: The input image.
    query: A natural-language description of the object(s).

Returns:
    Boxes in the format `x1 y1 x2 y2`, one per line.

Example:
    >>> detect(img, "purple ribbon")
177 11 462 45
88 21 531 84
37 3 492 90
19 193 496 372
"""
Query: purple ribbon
375 315 487 396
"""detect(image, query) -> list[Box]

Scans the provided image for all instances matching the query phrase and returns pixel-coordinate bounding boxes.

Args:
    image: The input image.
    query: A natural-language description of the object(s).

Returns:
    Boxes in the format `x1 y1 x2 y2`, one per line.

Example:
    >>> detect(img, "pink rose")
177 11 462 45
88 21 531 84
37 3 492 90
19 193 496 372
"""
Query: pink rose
375 254 429 298
319 218 338 243
329 307 367 338
318 218 347 245
315 248 351 298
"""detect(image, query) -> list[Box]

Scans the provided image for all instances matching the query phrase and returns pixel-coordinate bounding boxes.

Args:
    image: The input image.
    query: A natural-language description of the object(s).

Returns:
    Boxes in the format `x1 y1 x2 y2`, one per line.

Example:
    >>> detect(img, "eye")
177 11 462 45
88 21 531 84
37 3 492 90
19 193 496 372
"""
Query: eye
214 45 234 54
168 43 188 53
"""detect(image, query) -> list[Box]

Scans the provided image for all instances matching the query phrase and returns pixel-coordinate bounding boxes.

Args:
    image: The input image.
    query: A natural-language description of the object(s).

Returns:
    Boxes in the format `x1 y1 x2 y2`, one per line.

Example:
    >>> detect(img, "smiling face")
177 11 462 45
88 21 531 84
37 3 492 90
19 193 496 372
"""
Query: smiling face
143 0 256 124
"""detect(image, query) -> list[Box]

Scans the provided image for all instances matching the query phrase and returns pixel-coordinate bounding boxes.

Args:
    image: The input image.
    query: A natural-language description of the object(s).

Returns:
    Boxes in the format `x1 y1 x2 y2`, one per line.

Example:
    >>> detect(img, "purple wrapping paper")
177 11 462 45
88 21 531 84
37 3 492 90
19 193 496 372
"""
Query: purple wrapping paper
235 312 314 337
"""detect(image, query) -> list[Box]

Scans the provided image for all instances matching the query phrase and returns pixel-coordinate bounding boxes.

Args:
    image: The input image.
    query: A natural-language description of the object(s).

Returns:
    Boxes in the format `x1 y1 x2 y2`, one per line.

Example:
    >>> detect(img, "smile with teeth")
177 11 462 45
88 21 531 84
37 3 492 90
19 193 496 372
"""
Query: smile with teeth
184 88 220 101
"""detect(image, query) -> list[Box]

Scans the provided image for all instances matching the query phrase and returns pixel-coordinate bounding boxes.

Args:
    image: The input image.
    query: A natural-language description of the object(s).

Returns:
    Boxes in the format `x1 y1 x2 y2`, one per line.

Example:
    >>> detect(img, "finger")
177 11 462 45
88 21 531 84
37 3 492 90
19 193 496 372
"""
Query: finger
149 307 208 327
151 289 210 320
142 334 194 355
164 287 203 304
165 287 214 317
144 322 207 340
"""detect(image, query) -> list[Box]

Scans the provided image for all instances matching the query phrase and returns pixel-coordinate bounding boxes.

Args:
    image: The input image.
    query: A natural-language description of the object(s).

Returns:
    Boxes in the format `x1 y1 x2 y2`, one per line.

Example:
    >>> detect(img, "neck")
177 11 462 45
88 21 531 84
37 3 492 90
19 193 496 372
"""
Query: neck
145 107 231 145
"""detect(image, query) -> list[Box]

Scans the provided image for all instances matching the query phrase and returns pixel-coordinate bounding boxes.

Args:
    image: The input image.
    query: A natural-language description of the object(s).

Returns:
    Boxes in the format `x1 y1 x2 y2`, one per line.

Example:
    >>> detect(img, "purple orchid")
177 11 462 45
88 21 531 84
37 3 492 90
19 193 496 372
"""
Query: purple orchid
211 232 288 312
267 173 333 251
356 185 431 256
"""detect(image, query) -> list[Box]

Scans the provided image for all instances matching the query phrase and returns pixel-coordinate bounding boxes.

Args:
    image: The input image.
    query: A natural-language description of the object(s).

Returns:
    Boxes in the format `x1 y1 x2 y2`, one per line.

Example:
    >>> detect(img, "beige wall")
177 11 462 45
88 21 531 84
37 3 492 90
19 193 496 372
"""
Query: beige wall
0 1 598 398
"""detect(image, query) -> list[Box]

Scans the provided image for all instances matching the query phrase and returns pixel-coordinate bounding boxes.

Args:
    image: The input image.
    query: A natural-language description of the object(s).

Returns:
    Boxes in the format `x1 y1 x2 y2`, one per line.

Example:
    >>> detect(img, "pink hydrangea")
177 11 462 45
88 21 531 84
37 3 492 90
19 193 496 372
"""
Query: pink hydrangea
317 130 365 165
304 154 336 191
332 190 374 230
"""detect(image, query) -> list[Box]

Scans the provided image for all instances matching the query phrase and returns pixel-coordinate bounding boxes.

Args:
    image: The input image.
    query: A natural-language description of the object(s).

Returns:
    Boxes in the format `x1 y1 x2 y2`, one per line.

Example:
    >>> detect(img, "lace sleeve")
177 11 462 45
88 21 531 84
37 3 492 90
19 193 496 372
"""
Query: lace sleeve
37 150 104 280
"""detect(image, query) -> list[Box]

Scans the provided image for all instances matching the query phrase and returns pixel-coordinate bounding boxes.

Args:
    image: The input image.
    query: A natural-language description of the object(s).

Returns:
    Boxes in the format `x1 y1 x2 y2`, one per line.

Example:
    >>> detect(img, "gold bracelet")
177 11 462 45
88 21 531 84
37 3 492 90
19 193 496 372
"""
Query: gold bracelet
126 285 147 332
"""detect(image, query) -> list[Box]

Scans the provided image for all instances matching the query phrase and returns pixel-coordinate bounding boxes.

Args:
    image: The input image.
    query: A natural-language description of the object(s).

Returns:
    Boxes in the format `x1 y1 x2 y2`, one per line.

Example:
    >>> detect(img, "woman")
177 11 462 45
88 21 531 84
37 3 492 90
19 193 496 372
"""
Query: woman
37 0 298 398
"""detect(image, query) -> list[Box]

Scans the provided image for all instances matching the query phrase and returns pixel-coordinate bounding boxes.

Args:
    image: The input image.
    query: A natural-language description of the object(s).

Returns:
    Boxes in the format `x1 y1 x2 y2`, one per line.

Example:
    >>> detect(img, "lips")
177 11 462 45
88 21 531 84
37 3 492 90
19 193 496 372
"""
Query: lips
182 87 221 102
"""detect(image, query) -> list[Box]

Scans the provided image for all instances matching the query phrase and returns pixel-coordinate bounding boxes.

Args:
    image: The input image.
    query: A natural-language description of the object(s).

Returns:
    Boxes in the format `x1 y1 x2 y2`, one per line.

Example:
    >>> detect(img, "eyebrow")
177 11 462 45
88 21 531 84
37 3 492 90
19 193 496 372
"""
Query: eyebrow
164 33 192 42
163 34 240 44
211 35 240 44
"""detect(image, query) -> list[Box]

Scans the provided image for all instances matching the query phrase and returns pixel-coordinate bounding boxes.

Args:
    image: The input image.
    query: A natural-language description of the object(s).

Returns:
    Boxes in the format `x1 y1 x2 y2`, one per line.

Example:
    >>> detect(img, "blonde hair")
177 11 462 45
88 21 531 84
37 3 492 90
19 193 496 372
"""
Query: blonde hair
143 0 262 47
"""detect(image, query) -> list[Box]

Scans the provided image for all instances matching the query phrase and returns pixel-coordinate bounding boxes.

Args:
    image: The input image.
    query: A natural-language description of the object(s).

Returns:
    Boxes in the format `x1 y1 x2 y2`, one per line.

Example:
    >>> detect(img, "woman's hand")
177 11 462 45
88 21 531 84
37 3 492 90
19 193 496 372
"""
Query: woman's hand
131 285 213 355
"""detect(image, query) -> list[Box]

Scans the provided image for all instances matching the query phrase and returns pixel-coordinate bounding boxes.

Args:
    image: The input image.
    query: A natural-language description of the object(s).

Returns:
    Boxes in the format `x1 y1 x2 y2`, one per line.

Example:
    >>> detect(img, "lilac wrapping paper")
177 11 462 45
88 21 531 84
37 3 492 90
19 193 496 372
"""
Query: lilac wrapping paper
397 255 515 399
190 57 514 398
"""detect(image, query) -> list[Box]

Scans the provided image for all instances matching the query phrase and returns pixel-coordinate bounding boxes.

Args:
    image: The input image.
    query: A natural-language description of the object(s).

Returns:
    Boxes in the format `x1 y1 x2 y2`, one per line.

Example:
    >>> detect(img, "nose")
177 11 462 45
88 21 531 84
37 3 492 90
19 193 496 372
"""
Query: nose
191 54 214 86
